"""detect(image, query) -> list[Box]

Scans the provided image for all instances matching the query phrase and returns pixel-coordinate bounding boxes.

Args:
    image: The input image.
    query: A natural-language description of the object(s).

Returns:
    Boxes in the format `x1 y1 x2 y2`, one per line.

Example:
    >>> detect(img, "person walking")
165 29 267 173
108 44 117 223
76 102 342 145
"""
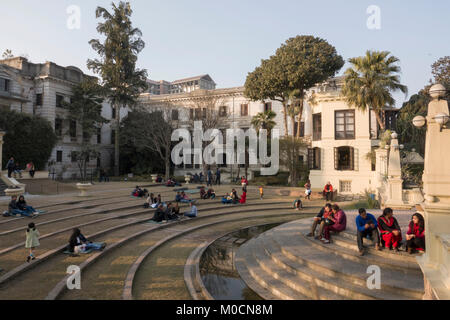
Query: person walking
215 168 221 185
25 223 40 262
259 186 264 200
207 169 213 187
304 180 312 200
6 157 15 178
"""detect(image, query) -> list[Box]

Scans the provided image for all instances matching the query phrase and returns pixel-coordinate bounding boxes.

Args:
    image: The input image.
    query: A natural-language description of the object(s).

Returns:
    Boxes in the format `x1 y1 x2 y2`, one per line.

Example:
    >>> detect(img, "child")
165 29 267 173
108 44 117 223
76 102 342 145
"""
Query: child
25 222 40 262
259 186 264 200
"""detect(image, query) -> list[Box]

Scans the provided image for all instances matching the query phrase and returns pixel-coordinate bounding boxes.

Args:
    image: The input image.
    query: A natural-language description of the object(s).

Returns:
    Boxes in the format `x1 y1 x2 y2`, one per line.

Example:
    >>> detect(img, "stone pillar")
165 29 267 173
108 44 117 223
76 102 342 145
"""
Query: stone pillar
385 134 407 208
0 131 4 173
375 148 388 202
416 84 450 300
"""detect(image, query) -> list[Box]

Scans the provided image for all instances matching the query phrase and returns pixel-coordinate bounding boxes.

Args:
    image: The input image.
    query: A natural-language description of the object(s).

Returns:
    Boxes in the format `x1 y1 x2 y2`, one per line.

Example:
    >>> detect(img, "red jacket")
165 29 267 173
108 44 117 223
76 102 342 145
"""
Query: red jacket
407 222 425 239
324 184 333 192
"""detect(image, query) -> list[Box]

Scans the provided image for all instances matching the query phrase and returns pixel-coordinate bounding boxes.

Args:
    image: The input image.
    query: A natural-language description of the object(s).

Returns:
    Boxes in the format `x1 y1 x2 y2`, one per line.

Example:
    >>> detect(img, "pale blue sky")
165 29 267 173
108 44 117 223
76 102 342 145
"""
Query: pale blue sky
1 0 449 107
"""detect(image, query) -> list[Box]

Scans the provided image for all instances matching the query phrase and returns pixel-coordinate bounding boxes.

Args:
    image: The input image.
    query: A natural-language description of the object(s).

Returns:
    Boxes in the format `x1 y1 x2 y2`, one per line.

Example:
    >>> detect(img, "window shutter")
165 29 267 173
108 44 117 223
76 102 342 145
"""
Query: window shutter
334 147 338 170
350 147 355 171
308 148 314 170
317 148 321 170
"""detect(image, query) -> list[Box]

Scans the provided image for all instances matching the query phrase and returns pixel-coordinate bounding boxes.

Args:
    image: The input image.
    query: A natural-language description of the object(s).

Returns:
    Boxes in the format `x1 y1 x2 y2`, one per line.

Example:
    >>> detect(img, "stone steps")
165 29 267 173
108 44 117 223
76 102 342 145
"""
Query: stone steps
236 219 424 300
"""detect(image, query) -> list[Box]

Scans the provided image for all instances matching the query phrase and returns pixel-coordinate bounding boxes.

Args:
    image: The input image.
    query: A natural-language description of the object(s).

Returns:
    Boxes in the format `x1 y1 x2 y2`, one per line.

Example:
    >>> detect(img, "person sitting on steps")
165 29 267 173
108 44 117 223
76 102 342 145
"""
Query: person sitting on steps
231 188 240 204
200 186 206 199
321 204 346 244
306 203 332 238
206 188 216 199
239 187 247 204
406 213 425 254
377 207 402 252
221 193 233 204
184 201 198 218
68 228 106 256
152 204 168 222
356 208 380 256
17 196 39 217
293 199 303 211
8 195 34 218
323 182 333 201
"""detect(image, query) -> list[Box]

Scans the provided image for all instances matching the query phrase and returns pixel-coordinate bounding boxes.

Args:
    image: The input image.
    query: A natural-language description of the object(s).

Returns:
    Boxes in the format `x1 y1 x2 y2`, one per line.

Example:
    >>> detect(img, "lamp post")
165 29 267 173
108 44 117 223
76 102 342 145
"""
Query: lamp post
412 83 450 300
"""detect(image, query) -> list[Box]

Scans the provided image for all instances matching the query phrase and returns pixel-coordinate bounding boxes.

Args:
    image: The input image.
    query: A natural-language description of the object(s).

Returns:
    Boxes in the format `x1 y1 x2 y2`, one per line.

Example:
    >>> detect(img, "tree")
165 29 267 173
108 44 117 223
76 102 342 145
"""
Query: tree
279 137 309 187
245 57 290 136
63 78 108 140
430 56 450 100
2 49 13 59
120 108 175 179
342 50 407 131
87 1 148 176
0 110 57 170
188 90 225 177
397 92 429 156
251 110 277 134
245 36 344 138
275 36 344 137
69 146 100 183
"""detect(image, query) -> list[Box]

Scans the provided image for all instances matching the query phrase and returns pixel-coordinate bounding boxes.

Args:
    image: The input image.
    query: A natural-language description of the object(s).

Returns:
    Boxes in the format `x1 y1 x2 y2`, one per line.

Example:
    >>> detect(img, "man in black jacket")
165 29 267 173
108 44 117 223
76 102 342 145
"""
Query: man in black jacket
306 203 332 238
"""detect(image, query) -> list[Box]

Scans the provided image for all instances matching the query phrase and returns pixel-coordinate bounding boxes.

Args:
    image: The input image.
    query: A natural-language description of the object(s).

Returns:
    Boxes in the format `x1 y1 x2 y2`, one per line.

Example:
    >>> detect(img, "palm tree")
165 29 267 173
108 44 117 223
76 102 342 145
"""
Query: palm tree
342 50 407 131
251 110 277 135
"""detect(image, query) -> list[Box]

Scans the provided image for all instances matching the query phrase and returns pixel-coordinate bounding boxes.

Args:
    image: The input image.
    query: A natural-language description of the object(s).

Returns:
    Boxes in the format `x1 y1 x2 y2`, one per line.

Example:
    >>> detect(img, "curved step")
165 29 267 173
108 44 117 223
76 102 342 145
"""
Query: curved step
261 230 421 300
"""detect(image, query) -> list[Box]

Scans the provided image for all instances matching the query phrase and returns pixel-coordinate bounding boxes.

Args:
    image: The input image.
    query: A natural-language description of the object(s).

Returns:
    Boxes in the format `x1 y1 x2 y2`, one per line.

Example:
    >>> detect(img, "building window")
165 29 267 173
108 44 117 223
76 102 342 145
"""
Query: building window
0 78 10 92
294 121 305 137
264 102 272 112
71 152 77 163
56 94 64 108
171 109 179 120
83 131 90 143
111 130 116 145
334 146 355 171
56 150 63 163
313 113 322 141
219 106 227 117
111 107 116 119
55 118 63 137
69 120 77 139
308 147 321 170
240 104 249 116
97 157 101 168
335 110 355 140
97 128 102 144
36 94 43 106
340 180 352 193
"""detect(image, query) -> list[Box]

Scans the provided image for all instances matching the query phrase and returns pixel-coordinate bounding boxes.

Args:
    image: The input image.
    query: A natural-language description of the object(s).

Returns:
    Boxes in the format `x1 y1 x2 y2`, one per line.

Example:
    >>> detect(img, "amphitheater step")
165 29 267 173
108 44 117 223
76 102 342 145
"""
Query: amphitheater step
236 219 424 300
248 235 347 300
236 239 311 300
265 229 423 299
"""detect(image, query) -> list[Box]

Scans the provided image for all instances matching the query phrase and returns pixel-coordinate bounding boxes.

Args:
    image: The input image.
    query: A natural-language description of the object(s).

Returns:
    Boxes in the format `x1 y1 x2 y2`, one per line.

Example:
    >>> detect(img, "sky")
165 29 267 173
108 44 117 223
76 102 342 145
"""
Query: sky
1 0 449 108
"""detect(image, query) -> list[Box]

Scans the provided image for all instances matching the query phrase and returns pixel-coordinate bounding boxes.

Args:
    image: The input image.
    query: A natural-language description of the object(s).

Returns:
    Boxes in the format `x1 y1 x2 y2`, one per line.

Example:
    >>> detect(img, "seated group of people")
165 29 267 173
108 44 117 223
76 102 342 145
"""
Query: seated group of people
5 195 40 218
175 191 194 203
307 203 347 244
199 187 216 200
131 186 148 198
145 193 163 208
166 178 181 187
222 187 246 204
355 208 425 255
151 202 184 222
307 204 426 255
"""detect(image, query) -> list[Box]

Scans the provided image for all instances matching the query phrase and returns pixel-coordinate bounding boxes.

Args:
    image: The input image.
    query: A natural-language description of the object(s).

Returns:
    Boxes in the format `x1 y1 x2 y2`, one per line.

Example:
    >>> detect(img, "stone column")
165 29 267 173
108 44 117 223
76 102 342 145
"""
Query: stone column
385 133 407 208
375 148 388 202
0 131 4 174
416 84 450 300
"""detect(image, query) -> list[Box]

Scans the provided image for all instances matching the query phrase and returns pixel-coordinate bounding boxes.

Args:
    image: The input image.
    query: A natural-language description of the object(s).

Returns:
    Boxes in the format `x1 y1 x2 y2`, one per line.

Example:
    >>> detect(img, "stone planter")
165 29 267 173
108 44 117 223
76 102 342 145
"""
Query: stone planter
76 183 92 197
151 174 158 183
4 187 25 197
184 175 191 184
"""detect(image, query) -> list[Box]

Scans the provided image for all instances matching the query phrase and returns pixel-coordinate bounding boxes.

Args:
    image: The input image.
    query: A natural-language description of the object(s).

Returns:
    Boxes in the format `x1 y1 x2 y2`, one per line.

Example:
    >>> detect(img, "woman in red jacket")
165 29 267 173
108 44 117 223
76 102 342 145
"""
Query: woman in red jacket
321 204 347 244
406 213 425 254
377 207 402 251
